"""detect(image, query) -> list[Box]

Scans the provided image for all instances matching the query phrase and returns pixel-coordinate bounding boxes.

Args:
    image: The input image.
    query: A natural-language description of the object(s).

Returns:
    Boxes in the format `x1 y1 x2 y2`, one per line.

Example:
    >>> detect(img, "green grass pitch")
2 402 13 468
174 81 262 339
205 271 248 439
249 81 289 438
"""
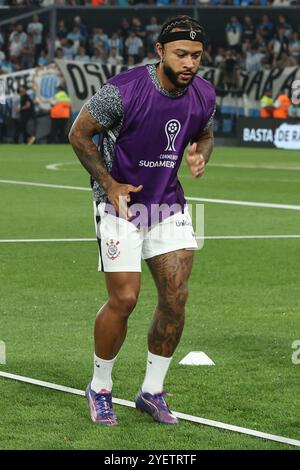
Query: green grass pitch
0 145 299 450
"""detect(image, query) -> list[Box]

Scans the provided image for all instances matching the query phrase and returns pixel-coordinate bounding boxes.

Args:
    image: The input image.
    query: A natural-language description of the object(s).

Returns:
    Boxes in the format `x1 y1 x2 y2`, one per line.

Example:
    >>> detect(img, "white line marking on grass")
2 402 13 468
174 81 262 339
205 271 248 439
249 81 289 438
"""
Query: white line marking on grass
1 235 300 244
1 179 300 211
199 235 300 240
0 370 299 448
186 196 300 211
46 162 79 171
0 179 89 191
0 238 95 243
209 163 300 171
46 161 300 172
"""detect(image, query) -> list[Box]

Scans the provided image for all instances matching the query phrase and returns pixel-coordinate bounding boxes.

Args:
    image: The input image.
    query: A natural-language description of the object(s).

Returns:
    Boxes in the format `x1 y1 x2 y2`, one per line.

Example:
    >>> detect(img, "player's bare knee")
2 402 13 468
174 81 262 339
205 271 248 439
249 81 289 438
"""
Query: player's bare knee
108 292 138 317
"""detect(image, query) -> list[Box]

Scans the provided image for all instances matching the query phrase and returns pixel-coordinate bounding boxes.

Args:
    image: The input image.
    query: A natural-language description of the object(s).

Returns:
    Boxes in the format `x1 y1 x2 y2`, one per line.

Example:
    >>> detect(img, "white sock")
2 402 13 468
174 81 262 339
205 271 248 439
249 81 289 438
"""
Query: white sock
141 351 172 395
91 353 117 393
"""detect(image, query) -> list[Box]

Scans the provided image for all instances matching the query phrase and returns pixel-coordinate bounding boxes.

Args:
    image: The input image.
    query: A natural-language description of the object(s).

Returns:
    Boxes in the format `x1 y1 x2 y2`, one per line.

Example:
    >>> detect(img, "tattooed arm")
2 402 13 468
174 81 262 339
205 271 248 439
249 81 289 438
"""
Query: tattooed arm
186 125 214 178
69 105 142 219
69 104 114 192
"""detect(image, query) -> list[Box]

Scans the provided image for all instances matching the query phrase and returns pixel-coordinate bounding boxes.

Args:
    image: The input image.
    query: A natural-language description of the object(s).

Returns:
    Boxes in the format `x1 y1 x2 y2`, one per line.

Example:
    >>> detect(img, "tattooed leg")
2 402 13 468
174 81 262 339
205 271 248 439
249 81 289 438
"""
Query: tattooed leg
146 249 194 357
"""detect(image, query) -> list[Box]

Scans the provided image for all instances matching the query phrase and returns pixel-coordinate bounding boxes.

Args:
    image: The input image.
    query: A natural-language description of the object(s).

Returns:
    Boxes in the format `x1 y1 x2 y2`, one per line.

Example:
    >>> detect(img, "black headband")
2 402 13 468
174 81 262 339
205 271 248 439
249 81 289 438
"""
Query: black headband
157 30 207 46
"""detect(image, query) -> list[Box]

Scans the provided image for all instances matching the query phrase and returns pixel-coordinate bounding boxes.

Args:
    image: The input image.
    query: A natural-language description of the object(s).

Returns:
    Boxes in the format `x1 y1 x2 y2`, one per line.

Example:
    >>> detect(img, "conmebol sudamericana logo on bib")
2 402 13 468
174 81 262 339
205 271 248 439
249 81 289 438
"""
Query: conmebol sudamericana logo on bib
164 119 181 152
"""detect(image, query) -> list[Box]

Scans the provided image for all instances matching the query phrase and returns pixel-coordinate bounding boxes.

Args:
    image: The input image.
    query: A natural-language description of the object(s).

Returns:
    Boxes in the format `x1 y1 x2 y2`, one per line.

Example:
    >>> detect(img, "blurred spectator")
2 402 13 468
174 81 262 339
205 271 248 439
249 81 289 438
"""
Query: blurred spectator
17 86 36 144
225 16 243 48
11 92 21 144
201 46 214 67
107 32 123 56
145 16 160 54
37 48 49 66
276 15 293 38
131 17 146 42
273 90 291 119
55 48 64 60
260 89 274 118
0 29 4 50
214 47 226 67
0 49 5 65
218 50 240 90
91 47 106 64
61 39 77 60
0 54 13 74
57 20 68 40
245 43 265 72
74 16 88 41
9 33 22 61
21 34 36 69
27 15 43 63
141 50 158 65
125 31 143 64
255 31 268 52
92 27 109 54
257 15 274 43
107 47 124 66
49 85 71 144
67 26 85 48
274 51 297 69
127 55 135 66
289 32 300 64
273 0 292 4
288 101 300 119
269 28 290 66
9 23 27 47
74 46 90 62
0 101 7 143
242 16 255 42
119 18 130 41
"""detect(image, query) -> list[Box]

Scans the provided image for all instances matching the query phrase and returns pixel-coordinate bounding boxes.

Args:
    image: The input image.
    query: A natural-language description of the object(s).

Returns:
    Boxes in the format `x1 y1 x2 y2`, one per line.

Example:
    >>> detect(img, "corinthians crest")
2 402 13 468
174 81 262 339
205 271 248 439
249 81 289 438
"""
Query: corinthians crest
106 239 120 260
164 119 181 152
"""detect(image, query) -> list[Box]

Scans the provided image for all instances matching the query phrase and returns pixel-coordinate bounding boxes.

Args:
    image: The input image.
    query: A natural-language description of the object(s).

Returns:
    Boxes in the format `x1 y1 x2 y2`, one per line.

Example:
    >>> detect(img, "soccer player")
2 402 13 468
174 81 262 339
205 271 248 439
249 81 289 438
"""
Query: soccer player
69 15 216 426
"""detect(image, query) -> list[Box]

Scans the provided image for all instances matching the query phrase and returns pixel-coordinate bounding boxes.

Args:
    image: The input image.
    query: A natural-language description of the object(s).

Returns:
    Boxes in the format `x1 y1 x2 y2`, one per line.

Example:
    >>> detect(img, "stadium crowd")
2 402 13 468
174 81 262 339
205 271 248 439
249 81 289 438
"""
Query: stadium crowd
1 11 300 80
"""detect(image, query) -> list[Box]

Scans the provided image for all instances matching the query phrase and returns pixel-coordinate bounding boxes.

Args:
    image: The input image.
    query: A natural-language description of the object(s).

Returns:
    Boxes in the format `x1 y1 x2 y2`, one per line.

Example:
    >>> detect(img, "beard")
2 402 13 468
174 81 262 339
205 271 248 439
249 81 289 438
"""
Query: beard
162 61 197 90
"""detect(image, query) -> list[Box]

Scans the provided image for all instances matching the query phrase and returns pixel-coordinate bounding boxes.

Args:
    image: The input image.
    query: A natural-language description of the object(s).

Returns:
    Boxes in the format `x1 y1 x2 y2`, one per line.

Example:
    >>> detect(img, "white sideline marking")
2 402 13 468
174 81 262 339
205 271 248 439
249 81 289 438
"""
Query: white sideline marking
0 179 89 191
1 179 300 211
45 161 300 172
186 196 300 211
0 235 300 244
0 370 299 448
210 163 300 171
202 235 300 240
0 238 95 243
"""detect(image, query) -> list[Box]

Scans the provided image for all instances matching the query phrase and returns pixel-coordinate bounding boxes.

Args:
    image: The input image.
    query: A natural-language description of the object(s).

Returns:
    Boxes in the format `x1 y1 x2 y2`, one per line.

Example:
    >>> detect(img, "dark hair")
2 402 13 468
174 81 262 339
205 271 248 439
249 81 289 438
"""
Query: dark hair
159 15 206 37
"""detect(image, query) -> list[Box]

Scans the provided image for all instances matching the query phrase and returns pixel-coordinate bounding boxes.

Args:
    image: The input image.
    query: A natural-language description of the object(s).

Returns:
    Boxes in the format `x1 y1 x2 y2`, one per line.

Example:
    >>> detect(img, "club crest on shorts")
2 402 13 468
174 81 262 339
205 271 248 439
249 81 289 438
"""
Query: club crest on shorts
106 239 120 260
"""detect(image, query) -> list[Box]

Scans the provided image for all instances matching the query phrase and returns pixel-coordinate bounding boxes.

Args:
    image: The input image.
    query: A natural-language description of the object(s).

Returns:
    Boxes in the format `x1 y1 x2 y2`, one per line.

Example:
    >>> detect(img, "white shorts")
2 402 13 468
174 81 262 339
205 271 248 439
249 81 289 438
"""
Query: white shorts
94 202 198 272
